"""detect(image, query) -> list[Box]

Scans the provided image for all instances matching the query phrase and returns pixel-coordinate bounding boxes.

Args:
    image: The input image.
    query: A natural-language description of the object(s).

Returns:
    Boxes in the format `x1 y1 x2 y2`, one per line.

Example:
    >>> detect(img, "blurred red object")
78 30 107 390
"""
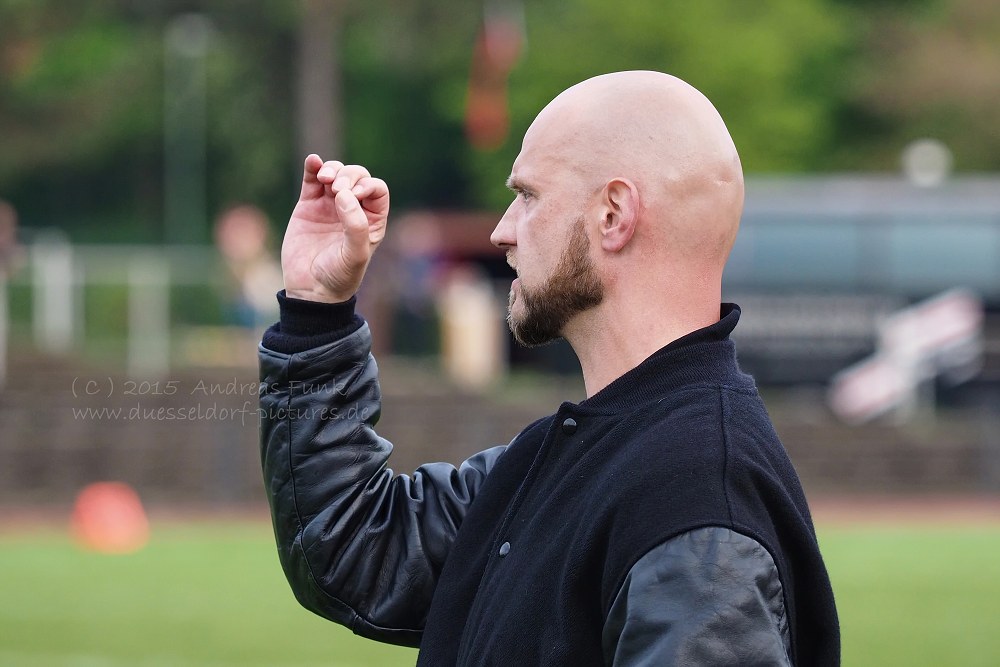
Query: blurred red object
71 482 150 554
465 0 525 150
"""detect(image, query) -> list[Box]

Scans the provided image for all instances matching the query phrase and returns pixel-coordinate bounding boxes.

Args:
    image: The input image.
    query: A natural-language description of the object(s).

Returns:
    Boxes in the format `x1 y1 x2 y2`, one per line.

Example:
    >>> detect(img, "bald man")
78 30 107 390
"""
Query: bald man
260 71 840 666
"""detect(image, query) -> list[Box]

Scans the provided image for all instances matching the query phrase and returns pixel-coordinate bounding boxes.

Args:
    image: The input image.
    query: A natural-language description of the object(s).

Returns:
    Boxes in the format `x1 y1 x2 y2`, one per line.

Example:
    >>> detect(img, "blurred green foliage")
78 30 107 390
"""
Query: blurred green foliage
1 0 998 240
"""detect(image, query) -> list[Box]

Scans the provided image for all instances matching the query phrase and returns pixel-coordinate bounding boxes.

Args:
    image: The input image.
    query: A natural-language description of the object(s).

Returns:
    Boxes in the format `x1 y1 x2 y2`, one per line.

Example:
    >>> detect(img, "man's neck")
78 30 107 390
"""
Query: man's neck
566 300 721 398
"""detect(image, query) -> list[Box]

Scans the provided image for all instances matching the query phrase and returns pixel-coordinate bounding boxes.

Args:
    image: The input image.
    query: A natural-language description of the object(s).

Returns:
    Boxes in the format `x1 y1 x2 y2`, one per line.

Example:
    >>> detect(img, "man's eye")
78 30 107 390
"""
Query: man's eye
519 190 533 201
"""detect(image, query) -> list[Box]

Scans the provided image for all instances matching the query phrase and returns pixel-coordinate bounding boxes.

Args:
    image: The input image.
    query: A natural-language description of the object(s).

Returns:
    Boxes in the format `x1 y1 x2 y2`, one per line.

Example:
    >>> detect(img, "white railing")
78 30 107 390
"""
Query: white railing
2 236 230 385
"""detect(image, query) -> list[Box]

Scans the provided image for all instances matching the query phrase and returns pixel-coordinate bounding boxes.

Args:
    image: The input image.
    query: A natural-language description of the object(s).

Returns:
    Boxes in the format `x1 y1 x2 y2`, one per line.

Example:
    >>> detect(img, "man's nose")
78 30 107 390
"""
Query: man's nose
490 201 517 249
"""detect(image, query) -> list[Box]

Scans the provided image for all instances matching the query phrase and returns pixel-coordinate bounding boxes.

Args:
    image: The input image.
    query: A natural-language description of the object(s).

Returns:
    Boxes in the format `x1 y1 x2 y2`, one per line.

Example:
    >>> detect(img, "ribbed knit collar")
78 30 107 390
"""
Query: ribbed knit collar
571 303 749 415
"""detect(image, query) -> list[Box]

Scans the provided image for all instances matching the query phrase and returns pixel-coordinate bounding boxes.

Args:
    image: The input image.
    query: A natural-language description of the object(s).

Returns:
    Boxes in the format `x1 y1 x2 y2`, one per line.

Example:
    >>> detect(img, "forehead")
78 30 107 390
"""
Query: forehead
507 146 545 192
509 117 578 189
515 93 602 182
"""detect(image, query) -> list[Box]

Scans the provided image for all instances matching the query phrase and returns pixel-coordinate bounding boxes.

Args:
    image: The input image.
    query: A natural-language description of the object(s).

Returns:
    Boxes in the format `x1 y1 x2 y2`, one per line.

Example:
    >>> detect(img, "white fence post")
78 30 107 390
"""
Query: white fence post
127 255 171 378
31 235 75 354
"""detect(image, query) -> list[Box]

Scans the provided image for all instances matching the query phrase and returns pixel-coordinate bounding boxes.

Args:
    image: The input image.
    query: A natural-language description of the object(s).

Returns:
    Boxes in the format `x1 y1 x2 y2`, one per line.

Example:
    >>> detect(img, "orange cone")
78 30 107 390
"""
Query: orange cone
71 482 150 554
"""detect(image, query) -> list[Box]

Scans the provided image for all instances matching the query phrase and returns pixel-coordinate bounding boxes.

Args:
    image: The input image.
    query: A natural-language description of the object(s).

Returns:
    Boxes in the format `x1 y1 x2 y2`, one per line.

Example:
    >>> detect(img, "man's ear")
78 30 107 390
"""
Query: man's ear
598 178 639 252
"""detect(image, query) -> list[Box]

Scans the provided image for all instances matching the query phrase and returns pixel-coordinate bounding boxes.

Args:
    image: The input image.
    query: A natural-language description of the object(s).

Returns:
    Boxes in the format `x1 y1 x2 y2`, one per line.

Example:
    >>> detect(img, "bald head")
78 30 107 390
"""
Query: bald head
492 71 745 392
522 70 744 267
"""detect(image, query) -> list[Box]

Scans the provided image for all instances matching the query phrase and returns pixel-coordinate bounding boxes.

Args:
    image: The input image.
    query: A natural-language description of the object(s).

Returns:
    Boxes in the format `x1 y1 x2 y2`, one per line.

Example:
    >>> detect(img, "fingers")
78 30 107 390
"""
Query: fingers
303 154 324 177
317 159 346 183
307 157 371 190
300 154 327 198
315 161 373 198
322 164 386 213
335 189 372 267
350 176 388 199
303 156 388 220
351 176 389 216
331 164 371 192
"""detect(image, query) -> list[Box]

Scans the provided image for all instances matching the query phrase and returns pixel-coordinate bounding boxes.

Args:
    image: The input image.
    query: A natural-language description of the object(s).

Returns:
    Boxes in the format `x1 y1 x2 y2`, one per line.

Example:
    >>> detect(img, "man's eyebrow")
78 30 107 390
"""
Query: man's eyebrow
505 176 529 192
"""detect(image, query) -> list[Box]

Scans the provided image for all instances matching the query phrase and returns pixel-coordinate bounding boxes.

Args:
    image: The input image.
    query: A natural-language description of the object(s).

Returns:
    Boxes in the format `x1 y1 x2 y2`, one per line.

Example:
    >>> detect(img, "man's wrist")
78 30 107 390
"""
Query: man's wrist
284 287 352 304
277 290 358 335
261 290 363 354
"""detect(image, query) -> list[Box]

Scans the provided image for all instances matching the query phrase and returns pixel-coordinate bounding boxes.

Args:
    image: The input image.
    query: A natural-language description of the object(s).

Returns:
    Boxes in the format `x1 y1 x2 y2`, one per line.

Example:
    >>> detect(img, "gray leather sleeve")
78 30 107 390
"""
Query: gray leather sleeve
259 322 505 647
602 527 791 666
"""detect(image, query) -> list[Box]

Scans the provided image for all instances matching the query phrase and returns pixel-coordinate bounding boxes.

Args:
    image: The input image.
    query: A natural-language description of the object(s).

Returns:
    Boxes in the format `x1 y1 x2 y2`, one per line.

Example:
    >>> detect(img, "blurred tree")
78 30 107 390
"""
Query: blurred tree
0 0 996 242
296 0 345 161
464 0 858 208
830 0 1000 171
335 0 479 208
0 0 165 237
0 0 301 240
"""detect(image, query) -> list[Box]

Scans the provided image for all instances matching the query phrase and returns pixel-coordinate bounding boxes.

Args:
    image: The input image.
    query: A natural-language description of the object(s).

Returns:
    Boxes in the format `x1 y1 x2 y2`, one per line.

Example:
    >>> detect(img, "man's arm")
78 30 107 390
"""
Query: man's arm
259 156 503 646
260 299 504 646
602 527 792 666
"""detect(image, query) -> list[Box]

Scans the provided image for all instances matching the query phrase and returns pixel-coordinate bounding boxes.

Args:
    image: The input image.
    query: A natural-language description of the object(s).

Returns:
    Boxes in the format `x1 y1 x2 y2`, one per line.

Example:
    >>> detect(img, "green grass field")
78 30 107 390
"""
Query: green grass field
1 520 998 666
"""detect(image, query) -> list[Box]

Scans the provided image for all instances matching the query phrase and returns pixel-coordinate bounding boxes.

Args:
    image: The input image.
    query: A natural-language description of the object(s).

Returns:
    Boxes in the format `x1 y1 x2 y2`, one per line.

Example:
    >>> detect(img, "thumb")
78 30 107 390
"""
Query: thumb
336 189 371 266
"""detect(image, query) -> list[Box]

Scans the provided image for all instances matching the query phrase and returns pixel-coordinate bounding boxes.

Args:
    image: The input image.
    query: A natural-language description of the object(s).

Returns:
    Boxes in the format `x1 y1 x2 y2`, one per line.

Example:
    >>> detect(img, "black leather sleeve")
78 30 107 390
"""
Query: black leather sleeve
602 527 792 666
259 321 505 647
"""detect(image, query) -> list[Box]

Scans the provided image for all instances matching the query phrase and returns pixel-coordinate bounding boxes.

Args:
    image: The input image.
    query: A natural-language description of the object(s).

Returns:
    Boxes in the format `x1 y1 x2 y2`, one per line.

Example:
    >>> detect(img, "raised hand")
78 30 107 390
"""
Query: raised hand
281 154 389 303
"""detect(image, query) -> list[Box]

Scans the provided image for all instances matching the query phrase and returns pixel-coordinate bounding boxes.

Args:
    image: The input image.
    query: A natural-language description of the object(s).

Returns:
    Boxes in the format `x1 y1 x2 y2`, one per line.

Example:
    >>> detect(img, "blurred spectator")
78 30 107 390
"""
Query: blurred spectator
387 213 447 355
212 204 282 328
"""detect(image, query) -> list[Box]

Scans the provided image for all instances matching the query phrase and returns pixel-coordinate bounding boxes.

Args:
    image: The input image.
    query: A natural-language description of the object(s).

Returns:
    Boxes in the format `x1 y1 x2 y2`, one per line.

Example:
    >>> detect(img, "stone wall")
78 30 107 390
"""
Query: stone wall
1 349 997 510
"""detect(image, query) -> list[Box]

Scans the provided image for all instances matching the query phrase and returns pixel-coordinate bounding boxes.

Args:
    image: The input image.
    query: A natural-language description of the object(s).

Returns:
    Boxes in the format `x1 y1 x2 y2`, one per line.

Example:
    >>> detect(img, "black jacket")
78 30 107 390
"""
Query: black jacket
259 298 840 665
